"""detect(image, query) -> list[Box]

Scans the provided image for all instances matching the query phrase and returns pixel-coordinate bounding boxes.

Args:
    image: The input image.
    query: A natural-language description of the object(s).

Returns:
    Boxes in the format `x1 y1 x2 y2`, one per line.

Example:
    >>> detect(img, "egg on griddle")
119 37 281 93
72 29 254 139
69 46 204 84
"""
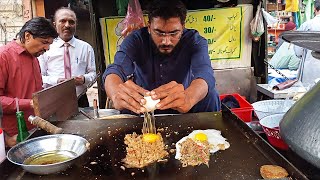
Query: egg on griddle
175 129 230 160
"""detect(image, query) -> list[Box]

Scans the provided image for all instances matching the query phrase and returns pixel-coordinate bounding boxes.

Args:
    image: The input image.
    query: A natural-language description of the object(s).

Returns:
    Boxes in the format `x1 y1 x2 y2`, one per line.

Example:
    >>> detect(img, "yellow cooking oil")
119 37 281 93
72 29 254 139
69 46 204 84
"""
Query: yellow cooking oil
24 150 77 165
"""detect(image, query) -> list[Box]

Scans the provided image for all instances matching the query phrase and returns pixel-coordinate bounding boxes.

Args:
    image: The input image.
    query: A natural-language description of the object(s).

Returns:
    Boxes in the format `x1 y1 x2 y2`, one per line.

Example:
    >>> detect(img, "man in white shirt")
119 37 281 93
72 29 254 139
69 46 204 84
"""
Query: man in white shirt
294 0 320 86
270 21 300 71
38 7 96 107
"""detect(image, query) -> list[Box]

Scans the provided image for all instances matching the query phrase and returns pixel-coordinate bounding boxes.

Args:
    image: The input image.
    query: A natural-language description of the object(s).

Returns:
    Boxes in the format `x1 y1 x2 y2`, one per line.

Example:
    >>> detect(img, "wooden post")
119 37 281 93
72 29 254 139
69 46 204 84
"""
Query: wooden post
22 0 32 21
35 0 45 17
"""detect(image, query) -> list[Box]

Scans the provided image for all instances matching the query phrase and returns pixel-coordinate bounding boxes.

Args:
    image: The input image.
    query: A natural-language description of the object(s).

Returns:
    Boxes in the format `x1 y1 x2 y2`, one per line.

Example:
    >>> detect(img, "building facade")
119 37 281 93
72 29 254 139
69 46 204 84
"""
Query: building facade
0 0 24 46
0 0 44 46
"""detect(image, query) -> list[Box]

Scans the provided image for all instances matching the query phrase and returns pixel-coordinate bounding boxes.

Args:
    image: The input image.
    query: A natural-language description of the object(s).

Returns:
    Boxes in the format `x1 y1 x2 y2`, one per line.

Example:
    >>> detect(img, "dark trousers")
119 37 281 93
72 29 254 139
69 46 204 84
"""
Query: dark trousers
78 94 89 107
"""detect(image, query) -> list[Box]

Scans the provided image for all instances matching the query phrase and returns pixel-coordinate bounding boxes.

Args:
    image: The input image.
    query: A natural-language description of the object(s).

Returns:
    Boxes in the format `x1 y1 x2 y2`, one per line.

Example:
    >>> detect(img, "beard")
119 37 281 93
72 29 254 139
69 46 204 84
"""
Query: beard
150 36 177 56
157 45 175 55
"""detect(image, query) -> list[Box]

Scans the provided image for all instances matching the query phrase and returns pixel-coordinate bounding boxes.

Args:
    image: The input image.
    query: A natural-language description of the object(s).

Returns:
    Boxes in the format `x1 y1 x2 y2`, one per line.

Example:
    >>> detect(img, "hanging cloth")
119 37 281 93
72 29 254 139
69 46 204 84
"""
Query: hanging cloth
303 0 314 22
116 0 129 16
285 0 299 12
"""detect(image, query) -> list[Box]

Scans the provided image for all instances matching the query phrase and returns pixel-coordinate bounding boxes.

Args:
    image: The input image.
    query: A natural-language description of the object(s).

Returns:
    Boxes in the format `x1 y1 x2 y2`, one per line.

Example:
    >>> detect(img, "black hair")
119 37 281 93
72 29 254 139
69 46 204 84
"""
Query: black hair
315 0 320 11
17 17 58 43
53 7 77 22
147 0 187 24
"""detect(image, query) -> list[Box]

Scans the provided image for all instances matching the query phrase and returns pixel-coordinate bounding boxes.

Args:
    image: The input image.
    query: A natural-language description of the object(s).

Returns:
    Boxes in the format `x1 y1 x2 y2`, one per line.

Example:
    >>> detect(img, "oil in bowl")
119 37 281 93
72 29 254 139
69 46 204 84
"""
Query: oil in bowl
7 134 89 175
24 150 77 165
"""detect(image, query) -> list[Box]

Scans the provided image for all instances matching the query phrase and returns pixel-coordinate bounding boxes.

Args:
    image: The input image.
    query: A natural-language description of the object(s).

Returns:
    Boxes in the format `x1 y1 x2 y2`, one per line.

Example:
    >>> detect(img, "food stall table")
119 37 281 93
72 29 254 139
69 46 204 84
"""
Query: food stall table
257 84 307 99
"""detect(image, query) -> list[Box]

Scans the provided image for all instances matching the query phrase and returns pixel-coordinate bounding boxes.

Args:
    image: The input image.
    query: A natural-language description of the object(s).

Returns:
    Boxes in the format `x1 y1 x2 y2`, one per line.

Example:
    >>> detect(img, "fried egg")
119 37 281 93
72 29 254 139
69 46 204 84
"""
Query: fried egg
175 129 230 160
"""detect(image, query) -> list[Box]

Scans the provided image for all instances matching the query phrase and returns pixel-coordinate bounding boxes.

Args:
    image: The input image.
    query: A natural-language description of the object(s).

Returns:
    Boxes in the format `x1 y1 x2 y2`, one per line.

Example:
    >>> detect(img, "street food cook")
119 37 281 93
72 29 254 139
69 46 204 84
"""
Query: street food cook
175 129 230 167
103 0 221 115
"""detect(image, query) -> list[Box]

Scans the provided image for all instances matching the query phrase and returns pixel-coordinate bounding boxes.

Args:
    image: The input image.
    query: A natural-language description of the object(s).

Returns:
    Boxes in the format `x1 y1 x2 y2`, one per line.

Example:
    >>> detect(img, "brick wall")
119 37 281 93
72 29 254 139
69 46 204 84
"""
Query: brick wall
0 0 24 46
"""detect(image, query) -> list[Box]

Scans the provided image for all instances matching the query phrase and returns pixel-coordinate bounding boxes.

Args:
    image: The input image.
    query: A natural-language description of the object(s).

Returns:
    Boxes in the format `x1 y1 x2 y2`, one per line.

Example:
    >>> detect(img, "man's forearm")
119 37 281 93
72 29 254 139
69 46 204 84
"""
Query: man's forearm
185 78 208 107
105 74 123 101
0 96 32 113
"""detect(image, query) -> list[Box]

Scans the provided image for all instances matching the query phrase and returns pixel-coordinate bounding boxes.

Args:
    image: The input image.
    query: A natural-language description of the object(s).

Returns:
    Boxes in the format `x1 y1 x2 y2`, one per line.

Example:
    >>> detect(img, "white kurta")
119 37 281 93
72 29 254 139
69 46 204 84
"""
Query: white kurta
294 14 320 86
38 37 96 96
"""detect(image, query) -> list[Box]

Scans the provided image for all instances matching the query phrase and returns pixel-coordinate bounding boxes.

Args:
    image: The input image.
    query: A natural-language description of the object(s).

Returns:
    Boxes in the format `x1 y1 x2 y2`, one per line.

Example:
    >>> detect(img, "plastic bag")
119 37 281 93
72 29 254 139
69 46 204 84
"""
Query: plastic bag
262 8 278 26
119 0 145 37
250 2 264 41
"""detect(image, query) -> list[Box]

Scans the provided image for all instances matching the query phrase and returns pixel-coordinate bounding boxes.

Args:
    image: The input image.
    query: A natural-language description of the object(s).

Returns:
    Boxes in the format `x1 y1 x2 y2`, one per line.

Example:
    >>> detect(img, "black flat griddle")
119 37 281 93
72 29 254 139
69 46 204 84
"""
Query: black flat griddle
1 111 308 179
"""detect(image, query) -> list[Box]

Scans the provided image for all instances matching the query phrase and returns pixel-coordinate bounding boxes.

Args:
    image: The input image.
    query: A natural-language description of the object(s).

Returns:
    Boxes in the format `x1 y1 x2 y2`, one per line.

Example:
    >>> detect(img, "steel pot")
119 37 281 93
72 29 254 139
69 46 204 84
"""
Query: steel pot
280 82 320 169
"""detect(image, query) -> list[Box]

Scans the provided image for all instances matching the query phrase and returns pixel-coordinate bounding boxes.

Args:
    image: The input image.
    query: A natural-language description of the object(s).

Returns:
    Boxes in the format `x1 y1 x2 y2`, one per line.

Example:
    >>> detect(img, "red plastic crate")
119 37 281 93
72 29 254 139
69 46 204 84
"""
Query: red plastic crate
220 93 253 122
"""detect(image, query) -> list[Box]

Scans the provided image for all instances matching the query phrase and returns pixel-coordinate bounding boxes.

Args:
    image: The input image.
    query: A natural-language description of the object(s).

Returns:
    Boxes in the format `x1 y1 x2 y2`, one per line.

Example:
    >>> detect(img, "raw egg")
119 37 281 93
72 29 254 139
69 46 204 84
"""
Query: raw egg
142 133 160 143
143 96 160 112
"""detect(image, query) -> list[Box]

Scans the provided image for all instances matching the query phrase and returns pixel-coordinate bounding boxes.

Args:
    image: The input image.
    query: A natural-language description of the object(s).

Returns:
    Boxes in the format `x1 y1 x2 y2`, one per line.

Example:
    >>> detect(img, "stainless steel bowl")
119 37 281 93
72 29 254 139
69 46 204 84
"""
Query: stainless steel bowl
7 134 89 175
280 82 320 169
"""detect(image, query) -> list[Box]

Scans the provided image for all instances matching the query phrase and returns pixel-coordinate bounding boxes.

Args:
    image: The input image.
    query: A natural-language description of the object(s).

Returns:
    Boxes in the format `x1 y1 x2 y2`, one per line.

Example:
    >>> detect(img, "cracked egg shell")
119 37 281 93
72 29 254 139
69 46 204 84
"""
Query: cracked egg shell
143 96 160 112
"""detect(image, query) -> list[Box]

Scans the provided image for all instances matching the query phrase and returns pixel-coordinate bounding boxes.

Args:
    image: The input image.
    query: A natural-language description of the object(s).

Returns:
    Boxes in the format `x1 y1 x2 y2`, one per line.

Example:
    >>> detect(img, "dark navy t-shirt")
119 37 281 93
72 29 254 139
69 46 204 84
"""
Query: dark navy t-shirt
103 27 221 114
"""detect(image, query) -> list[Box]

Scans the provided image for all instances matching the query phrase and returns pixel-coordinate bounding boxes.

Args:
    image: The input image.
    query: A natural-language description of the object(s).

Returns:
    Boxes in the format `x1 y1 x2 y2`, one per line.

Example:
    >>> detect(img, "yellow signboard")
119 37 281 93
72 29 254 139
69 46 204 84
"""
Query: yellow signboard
186 7 243 60
101 7 243 64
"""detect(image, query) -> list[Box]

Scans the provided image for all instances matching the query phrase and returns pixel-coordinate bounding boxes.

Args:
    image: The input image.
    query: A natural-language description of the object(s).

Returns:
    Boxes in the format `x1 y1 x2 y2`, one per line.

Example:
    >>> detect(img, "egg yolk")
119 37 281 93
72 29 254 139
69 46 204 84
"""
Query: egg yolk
143 133 160 143
194 133 208 142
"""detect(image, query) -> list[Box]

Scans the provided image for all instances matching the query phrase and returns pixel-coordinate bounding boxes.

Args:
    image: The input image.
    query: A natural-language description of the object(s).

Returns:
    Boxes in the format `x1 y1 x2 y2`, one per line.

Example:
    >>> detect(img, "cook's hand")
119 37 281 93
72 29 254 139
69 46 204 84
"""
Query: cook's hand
151 81 192 113
4 134 18 147
111 80 149 114
57 78 67 83
74 76 85 86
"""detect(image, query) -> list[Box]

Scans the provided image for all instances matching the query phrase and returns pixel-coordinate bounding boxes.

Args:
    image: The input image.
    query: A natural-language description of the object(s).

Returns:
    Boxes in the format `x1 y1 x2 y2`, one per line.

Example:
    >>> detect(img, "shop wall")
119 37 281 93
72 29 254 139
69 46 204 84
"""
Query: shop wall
0 0 24 46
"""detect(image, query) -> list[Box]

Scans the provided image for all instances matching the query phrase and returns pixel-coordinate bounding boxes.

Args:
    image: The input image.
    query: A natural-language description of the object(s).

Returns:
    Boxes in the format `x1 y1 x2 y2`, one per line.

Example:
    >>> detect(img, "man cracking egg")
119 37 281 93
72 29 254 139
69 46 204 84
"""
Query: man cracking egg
103 0 221 115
